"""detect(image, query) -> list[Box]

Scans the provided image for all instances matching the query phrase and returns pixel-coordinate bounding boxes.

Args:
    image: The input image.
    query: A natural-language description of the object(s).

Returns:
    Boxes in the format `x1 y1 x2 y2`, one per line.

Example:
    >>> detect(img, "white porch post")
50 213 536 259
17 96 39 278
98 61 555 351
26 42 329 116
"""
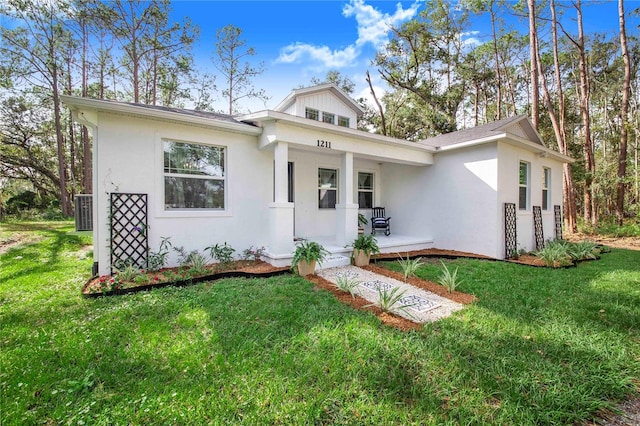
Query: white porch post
335 152 359 246
269 141 294 255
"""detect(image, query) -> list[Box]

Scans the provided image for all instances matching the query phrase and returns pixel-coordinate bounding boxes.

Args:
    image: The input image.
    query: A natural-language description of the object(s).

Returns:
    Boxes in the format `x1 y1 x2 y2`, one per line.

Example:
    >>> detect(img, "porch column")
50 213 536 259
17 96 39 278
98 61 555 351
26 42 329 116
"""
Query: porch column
269 142 294 255
335 152 359 246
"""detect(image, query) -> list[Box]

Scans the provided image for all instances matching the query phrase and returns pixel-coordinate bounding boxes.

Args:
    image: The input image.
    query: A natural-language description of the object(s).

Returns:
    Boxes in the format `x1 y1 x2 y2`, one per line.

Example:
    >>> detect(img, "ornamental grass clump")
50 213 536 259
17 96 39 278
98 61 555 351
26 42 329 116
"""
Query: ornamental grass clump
373 286 407 313
567 240 600 261
437 261 462 293
397 255 423 282
334 275 360 298
534 240 572 267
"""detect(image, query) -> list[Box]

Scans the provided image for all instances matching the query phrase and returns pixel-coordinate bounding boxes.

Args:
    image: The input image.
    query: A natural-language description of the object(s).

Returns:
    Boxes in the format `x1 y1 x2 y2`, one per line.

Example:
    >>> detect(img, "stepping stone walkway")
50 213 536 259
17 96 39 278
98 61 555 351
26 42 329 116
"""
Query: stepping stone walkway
317 265 464 324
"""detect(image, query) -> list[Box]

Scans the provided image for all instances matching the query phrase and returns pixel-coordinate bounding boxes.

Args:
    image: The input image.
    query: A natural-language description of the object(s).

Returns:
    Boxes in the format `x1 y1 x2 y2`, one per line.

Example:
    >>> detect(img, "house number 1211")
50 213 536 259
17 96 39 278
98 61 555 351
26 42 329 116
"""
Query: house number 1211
317 139 332 149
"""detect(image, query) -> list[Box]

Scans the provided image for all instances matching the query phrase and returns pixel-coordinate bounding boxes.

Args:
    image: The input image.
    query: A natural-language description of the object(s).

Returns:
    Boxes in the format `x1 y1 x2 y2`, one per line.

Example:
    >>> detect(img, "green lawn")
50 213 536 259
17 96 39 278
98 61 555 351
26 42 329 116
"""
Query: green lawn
1 221 639 425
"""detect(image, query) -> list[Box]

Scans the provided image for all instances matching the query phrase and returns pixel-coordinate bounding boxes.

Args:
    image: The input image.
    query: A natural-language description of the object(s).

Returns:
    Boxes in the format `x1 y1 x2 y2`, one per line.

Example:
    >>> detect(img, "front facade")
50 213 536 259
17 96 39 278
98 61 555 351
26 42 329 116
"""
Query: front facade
63 84 572 276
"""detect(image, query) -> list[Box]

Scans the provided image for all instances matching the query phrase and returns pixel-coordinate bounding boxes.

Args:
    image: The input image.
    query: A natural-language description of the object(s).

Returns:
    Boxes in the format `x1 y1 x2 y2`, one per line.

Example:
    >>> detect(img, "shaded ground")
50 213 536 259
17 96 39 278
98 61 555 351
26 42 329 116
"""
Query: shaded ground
566 233 640 251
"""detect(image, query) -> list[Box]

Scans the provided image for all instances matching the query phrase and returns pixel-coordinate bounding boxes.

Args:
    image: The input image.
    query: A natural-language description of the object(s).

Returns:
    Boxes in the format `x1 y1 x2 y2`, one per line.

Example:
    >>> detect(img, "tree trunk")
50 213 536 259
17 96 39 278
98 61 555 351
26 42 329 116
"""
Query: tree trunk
616 0 631 225
576 0 596 226
527 0 539 130
367 71 387 136
52 63 72 216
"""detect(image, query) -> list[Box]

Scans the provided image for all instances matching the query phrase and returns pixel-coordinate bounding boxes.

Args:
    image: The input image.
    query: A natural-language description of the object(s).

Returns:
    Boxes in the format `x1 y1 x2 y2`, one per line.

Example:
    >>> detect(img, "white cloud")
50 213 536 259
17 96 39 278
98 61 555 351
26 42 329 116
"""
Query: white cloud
460 31 483 49
276 0 421 69
343 0 422 50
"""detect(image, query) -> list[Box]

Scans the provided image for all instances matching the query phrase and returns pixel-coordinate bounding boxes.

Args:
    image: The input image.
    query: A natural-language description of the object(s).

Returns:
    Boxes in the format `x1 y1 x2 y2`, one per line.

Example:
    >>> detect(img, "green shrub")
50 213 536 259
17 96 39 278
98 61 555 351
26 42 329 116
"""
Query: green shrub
534 240 572 267
206 242 236 265
291 240 329 270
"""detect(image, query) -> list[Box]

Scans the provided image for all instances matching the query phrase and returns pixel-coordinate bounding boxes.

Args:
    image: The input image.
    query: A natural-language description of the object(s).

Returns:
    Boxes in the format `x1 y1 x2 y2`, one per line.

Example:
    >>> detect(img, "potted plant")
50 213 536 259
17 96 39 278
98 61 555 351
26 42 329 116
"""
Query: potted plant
358 213 368 235
350 233 380 266
291 240 329 276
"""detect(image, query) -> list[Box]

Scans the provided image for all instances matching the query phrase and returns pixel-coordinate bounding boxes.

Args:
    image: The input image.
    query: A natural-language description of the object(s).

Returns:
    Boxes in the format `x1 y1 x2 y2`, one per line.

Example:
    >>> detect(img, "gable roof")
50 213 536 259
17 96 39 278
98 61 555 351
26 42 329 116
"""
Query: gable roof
274 83 365 116
419 115 544 148
61 95 261 135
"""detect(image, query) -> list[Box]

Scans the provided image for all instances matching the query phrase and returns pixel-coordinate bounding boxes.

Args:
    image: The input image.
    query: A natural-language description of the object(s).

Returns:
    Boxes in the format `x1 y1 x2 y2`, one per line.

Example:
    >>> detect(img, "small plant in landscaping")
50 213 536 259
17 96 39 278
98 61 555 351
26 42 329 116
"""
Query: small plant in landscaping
147 236 172 272
241 245 266 261
534 240 572 267
397 255 423 282
437 261 462 293
133 274 150 285
567 240 600 261
187 252 210 276
366 286 415 318
97 275 121 293
114 263 143 282
334 275 360 298
206 242 236 266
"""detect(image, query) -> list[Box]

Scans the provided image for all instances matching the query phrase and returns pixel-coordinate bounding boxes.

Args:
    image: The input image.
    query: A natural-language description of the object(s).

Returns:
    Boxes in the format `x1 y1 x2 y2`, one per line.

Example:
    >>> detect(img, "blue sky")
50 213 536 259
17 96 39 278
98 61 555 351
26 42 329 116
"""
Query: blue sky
170 0 628 113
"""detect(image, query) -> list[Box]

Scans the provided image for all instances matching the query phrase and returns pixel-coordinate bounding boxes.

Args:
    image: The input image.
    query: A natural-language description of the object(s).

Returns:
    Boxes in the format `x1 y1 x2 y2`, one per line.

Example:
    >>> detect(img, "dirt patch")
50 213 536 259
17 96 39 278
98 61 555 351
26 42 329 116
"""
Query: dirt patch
0 233 44 255
566 233 640 251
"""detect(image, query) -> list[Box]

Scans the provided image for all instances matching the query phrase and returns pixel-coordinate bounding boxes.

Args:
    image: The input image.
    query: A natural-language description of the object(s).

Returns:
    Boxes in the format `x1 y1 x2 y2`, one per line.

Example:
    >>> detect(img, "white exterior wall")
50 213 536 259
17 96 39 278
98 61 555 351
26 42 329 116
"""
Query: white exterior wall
290 93 357 129
382 143 502 258
287 148 381 238
94 112 271 275
497 143 564 254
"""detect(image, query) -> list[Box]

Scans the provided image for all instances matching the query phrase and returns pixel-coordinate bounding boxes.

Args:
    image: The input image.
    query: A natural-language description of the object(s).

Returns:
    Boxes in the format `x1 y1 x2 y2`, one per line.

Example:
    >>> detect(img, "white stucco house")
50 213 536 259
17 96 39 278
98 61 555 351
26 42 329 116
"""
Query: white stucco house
62 84 573 276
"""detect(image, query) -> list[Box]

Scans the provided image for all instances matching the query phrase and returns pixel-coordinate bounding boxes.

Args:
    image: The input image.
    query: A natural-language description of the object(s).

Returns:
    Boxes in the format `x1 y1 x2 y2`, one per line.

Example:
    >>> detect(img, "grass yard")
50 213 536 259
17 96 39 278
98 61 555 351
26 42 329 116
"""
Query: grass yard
1 221 639 425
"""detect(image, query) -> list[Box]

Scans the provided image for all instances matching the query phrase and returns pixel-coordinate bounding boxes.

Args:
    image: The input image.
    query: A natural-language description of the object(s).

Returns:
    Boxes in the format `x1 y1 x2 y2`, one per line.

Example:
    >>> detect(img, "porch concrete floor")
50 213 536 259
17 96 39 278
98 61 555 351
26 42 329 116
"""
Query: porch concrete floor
312 234 434 255
317 265 463 324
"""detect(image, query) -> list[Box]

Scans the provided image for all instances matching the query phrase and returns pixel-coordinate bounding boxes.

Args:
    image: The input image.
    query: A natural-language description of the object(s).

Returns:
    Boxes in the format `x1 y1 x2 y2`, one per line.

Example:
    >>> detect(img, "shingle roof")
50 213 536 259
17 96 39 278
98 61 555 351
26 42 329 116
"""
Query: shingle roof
419 115 542 148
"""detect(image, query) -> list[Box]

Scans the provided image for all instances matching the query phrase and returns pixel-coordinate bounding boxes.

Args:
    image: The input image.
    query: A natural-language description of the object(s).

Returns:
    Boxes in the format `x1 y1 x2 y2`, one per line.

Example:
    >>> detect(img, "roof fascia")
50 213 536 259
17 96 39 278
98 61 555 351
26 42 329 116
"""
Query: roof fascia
61 95 263 136
240 110 435 153
436 132 573 163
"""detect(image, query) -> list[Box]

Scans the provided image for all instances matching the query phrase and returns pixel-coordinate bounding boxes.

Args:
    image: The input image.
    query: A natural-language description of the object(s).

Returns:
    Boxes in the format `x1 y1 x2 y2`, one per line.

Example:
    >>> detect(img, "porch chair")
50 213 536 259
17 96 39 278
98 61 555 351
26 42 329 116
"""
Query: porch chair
371 207 391 236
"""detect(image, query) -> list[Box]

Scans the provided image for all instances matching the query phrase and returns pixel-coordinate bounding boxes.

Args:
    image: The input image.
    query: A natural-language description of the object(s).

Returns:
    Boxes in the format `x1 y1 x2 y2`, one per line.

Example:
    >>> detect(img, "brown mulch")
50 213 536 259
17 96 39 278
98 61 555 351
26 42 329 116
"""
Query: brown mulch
305 274 422 332
362 264 477 305
373 248 494 261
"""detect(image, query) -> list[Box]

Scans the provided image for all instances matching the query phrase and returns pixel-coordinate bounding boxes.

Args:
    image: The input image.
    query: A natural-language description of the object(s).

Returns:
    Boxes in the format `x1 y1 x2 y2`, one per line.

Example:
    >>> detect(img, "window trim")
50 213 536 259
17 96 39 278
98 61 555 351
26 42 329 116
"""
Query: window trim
318 167 338 209
322 112 335 124
357 171 374 209
338 116 350 127
305 108 319 121
519 161 530 211
155 134 231 218
542 167 551 211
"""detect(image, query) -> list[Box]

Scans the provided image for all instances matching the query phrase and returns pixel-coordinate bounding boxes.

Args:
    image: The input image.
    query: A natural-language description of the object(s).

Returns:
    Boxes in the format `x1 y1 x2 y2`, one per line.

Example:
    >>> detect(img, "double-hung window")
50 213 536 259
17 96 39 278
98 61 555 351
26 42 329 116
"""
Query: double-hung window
338 116 350 127
163 140 225 210
318 168 337 209
519 161 529 210
357 172 374 209
542 167 551 210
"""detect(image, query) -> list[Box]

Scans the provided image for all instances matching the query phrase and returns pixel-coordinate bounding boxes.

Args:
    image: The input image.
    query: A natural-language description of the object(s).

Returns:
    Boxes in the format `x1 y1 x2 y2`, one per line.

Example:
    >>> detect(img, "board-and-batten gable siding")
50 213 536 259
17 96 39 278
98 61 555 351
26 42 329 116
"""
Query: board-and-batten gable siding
293 92 357 128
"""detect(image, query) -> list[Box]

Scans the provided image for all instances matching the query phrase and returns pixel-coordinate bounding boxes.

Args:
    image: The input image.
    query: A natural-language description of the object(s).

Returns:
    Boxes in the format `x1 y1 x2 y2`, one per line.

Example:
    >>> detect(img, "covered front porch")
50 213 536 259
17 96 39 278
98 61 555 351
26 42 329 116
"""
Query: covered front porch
239 110 435 268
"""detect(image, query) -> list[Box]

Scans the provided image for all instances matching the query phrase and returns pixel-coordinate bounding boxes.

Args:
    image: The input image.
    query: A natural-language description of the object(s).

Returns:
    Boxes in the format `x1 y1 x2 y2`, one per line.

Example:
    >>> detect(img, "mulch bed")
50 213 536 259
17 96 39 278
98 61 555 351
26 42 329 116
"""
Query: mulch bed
82 260 290 297
305 274 423 332
362 264 477 305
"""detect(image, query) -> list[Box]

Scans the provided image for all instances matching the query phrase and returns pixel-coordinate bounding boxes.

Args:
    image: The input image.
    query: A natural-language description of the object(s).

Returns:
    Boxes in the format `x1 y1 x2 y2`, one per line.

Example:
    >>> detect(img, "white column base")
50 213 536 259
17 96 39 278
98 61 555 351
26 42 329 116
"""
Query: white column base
269 202 294 255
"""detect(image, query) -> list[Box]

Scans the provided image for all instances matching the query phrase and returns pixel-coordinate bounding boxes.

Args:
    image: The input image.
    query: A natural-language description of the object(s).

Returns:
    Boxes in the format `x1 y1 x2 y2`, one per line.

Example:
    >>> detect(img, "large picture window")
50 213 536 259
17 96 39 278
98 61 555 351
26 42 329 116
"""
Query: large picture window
318 168 337 209
163 140 225 210
542 167 551 210
358 172 374 209
519 161 529 210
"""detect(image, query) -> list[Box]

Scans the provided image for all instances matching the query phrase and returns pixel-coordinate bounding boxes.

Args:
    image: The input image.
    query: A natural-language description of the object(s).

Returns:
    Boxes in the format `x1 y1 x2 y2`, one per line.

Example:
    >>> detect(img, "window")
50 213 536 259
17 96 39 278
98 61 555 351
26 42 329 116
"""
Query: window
322 112 335 124
542 167 551 210
163 140 225 210
358 172 374 209
519 161 529 210
338 116 350 127
305 108 319 121
318 168 337 209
